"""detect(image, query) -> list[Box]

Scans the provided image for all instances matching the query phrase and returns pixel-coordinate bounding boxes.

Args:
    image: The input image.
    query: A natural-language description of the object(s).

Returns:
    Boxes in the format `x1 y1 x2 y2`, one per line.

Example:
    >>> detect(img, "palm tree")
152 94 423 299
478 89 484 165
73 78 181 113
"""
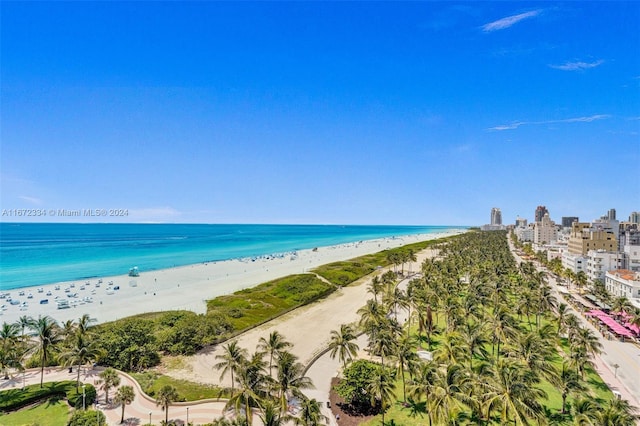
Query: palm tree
257 331 291 375
628 308 640 337
15 315 34 340
274 351 314 414
483 359 547 425
407 361 438 426
98 367 121 404
358 300 385 333
610 296 633 318
328 324 359 369
413 292 437 349
367 276 384 304
575 271 587 294
570 327 602 378
384 285 409 321
156 384 179 424
0 322 22 380
368 322 399 367
406 249 417 275
428 363 473 425
114 385 135 424
58 332 103 389
259 399 293 426
60 319 77 345
76 313 96 336
215 340 248 393
434 332 465 365
393 335 418 401
555 362 585 414
555 303 571 337
458 322 489 369
366 365 396 426
593 397 640 425
507 331 557 384
225 364 265 426
490 305 517 361
572 397 599 425
295 398 328 426
358 299 386 354
30 316 61 387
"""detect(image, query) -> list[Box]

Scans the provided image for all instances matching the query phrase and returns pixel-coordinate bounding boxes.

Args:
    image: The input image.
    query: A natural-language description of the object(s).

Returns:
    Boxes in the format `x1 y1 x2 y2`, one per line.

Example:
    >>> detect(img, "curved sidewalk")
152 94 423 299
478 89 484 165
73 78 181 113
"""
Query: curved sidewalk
1 366 228 425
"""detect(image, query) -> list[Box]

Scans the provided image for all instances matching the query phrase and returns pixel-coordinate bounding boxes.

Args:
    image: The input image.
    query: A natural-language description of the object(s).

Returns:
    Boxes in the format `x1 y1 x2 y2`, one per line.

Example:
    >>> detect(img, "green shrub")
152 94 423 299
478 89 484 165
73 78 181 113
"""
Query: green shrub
0 381 95 412
67 409 105 426
66 384 96 409
334 360 380 409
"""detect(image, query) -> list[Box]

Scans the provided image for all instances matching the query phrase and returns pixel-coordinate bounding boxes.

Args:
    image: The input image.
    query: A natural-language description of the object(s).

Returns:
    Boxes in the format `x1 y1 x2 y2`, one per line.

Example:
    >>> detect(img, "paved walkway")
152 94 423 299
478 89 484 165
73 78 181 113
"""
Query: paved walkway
0 366 228 425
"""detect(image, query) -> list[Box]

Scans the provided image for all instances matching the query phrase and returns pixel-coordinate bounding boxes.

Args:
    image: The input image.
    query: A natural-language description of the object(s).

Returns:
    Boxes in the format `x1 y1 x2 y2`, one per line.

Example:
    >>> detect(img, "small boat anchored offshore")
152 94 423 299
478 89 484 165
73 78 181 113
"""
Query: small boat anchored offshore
128 266 139 277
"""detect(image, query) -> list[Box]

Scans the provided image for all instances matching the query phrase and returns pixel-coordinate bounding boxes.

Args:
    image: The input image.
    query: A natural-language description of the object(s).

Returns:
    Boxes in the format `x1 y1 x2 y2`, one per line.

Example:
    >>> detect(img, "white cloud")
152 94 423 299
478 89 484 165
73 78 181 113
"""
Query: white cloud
489 114 611 131
549 60 604 71
488 122 525 131
18 195 43 205
562 114 610 123
482 10 541 32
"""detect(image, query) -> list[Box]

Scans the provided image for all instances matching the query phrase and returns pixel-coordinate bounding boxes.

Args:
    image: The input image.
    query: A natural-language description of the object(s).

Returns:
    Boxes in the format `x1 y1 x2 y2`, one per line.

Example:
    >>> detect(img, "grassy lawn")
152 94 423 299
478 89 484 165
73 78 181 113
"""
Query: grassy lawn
206 274 334 331
313 239 442 287
131 372 229 401
0 398 70 426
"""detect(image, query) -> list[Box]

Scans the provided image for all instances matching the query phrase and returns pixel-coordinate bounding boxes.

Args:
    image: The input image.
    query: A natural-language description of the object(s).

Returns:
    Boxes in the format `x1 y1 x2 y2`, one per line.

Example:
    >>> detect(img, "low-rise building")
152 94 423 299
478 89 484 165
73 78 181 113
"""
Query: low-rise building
605 269 640 299
562 251 586 273
586 250 625 283
515 224 534 242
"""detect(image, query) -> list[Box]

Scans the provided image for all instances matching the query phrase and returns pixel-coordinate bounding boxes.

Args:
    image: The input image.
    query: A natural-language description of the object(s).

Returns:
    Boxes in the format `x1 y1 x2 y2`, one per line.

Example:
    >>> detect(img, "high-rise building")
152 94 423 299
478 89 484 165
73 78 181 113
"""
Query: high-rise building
491 208 502 225
562 217 579 228
535 206 549 223
630 212 640 224
608 208 616 220
534 213 558 245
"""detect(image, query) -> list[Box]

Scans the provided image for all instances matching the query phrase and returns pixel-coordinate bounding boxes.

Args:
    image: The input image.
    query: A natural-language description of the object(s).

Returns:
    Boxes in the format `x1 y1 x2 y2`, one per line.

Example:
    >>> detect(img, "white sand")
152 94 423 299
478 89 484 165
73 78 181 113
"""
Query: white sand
0 230 464 326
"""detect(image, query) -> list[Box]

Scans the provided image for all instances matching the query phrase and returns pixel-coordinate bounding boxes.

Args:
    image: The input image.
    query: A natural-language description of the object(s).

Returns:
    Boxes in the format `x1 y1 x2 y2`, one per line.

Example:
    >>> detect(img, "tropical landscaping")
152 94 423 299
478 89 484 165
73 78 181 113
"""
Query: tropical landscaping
1 231 639 425
328 231 639 425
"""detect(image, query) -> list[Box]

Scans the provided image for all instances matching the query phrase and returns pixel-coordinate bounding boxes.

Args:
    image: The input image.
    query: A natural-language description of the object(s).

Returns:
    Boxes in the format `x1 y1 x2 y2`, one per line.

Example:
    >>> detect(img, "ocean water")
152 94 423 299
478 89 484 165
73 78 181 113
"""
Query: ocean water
0 223 464 291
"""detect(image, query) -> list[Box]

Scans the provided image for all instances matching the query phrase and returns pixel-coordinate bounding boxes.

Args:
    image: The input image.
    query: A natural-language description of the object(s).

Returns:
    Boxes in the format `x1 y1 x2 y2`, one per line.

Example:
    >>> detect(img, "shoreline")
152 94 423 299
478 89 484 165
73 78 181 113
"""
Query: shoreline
0 229 465 325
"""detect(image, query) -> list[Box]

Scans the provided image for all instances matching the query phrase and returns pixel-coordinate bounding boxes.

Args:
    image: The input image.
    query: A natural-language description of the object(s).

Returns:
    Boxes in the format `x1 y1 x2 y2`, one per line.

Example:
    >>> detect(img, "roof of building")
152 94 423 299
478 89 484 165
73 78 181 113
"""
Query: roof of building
607 269 639 281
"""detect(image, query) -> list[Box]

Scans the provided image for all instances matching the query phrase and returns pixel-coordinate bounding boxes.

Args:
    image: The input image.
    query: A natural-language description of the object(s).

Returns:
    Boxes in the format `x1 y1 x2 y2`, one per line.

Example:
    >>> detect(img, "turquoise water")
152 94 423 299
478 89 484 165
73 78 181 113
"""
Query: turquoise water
0 223 464 290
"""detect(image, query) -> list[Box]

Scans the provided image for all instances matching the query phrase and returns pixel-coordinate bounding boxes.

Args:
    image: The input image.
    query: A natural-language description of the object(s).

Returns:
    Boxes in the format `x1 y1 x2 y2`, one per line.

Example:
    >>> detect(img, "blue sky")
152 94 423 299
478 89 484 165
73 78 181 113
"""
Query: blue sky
1 2 638 226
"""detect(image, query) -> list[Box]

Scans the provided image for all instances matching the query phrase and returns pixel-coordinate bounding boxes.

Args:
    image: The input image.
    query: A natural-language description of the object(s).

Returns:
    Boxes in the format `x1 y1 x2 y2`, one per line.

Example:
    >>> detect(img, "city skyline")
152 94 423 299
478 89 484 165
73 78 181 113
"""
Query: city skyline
2 2 639 225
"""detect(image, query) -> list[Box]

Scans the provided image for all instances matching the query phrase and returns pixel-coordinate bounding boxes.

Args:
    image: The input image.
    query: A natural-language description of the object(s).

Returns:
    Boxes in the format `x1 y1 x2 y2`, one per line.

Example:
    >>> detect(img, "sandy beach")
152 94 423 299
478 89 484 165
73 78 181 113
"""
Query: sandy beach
0 230 464 326
164 247 439 388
